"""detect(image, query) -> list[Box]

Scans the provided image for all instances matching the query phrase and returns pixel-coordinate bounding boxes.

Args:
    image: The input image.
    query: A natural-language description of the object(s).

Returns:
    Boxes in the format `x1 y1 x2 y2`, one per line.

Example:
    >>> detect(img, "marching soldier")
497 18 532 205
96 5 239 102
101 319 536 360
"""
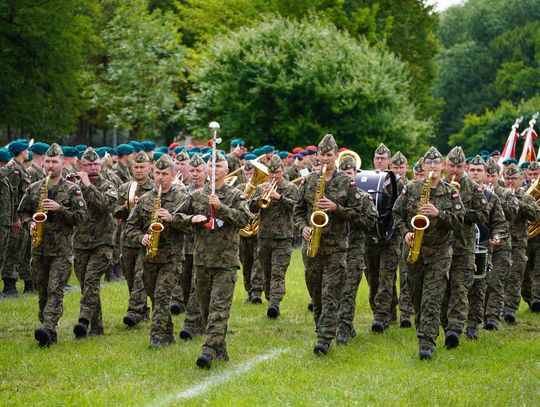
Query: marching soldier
115 151 154 327
27 142 49 182
71 148 118 338
18 143 87 346
111 144 135 183
172 153 251 368
393 146 464 360
249 154 299 318
125 154 187 347
293 134 368 356
0 148 14 294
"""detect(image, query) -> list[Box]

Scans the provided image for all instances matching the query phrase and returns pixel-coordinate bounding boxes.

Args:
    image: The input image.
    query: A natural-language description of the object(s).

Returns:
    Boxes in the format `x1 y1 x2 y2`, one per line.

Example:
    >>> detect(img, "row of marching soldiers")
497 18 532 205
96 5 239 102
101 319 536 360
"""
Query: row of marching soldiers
2 134 540 366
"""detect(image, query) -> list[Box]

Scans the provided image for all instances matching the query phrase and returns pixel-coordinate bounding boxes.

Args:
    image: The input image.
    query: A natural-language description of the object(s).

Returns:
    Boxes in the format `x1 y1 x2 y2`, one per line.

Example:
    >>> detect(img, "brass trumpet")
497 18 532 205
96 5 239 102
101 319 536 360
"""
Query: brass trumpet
258 179 278 209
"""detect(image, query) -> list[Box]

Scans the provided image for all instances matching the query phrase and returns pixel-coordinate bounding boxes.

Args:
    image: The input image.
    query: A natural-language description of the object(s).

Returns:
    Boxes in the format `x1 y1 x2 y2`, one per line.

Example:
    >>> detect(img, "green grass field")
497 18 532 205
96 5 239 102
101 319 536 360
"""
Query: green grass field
1 250 539 406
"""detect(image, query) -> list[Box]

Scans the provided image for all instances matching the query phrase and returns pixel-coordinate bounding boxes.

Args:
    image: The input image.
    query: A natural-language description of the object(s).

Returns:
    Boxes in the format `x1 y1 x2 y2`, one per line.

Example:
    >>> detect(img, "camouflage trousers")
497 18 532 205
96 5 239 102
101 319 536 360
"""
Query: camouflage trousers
142 260 180 341
522 237 540 307
171 254 194 309
441 254 475 335
182 269 204 336
337 244 365 337
504 246 527 314
256 238 292 307
408 252 452 350
365 240 400 323
196 266 237 358
74 246 111 329
303 249 315 300
484 248 512 324
121 247 149 319
112 224 122 266
0 225 9 270
239 236 262 296
2 228 30 281
311 249 347 344
398 247 415 317
467 275 488 329
31 254 73 332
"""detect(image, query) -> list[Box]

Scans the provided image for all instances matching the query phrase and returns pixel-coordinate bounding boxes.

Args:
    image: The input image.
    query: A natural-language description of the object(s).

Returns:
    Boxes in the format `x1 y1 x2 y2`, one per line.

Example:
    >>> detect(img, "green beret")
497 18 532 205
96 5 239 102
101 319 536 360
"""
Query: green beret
0 148 13 162
519 161 530 169
25 152 33 162
133 151 150 163
189 153 205 167
190 146 201 153
176 150 189 162
267 154 284 172
506 163 521 176
447 146 466 164
202 147 211 154
469 155 486 166
93 147 106 158
374 143 391 156
117 144 135 155
29 142 50 155
252 148 263 156
81 147 100 162
101 147 114 156
157 146 169 154
391 151 407 166
318 134 338 153
528 161 540 171
129 141 144 152
262 145 274 154
173 146 186 155
479 150 490 156
502 158 517 165
214 153 227 163
244 153 256 161
154 153 174 170
423 146 442 160
152 151 164 161
61 146 79 158
8 139 30 154
141 141 156 152
278 151 289 159
339 155 357 171
231 139 245 147
45 143 64 158
485 157 500 174
75 144 87 151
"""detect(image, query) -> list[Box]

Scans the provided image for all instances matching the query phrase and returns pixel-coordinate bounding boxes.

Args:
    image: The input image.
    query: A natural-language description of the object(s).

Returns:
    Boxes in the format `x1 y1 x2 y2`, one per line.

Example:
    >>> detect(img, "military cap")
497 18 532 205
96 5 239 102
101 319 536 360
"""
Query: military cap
519 161 531 169
252 148 262 156
306 149 317 155
292 153 303 160
391 151 407 166
62 146 79 158
469 155 486 166
262 145 275 154
479 150 490 156
299 150 309 156
129 140 144 152
157 146 169 154
214 152 227 162
485 157 500 174
447 146 466 164
133 151 150 163
267 154 284 172
26 152 33 162
8 139 30 154
101 146 114 156
189 153 205 167
81 147 100 162
188 152 196 159
244 153 257 161
339 155 357 171
231 139 245 147
318 134 338 153
423 146 442 160
0 148 12 162
169 142 180 150
374 143 391 156
75 144 88 151
117 143 135 155
502 158 517 165
306 145 318 151
45 143 64 158
292 147 303 154
278 151 289 159
529 161 540 171
506 163 521 176
155 153 175 169
77 150 84 159
173 145 186 155
190 146 201 153
153 151 164 161
176 150 189 162
413 158 424 173
29 142 50 155
490 150 501 156
141 140 156 152
465 156 473 164
312 157 321 166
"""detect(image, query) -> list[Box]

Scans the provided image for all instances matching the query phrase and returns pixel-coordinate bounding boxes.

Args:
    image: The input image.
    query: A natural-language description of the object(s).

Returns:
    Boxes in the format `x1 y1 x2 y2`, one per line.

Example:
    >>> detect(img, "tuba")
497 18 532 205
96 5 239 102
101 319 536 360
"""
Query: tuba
306 164 329 258
31 172 51 248
337 149 361 170
239 161 269 237
526 177 540 238
407 171 434 264
146 184 164 259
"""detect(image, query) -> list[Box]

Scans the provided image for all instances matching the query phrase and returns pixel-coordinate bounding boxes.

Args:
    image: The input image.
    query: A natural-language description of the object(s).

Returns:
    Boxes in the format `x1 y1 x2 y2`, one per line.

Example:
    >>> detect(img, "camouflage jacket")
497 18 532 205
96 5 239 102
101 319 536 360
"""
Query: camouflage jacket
249 179 298 239
171 183 251 268
0 160 31 220
73 176 118 249
0 176 14 226
178 181 200 256
293 170 378 253
101 168 123 188
112 161 132 183
349 187 378 249
226 155 245 186
286 166 301 182
444 176 489 256
18 178 87 256
510 188 540 249
394 179 464 262
125 186 187 264
27 163 46 183
493 185 519 222
482 189 509 252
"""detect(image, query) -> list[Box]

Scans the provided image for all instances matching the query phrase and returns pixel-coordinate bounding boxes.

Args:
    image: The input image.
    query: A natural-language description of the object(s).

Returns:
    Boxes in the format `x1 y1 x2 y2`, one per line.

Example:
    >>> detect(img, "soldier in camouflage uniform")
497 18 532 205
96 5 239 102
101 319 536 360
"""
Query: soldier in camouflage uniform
503 163 540 323
294 134 370 356
27 142 49 183
1 139 33 296
0 149 14 294
465 155 507 339
440 146 489 349
172 153 251 369
249 155 298 318
125 154 186 347
226 139 246 187
394 146 464 360
18 143 87 347
115 151 154 327
70 148 118 338
483 157 519 330
336 156 378 344
111 144 135 183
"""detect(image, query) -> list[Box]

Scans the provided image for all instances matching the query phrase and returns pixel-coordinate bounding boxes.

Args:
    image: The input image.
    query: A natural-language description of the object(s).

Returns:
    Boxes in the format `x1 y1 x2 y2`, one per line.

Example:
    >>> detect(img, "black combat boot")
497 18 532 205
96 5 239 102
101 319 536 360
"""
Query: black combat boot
465 327 478 340
419 346 433 360
88 326 104 337
250 295 262 304
267 305 280 319
179 329 193 341
445 330 459 348
23 280 36 294
371 320 385 333
336 332 349 345
531 301 540 313
170 302 184 315
34 327 53 348
73 318 89 338
215 349 229 361
504 312 516 324
123 313 139 327
400 314 412 328
307 300 314 312
196 353 213 369
484 320 498 331
2 278 20 298
313 341 329 356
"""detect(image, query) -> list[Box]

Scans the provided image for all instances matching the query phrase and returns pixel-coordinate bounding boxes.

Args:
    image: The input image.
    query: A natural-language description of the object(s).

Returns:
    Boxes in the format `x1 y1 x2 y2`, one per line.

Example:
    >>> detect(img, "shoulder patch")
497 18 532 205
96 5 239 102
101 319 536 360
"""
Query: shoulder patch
454 203 462 210
74 189 82 196
452 193 459 199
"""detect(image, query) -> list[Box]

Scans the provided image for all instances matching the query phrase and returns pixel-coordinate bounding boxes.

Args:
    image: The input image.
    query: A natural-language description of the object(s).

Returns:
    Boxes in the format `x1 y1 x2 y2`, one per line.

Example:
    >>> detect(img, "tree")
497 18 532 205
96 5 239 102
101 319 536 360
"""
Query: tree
184 16 431 159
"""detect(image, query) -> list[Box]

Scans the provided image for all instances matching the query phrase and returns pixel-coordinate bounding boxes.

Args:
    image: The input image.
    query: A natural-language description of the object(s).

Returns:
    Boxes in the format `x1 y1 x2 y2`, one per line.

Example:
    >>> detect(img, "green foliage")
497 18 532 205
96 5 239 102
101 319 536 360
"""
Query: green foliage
184 17 430 158
0 0 100 140
86 0 186 139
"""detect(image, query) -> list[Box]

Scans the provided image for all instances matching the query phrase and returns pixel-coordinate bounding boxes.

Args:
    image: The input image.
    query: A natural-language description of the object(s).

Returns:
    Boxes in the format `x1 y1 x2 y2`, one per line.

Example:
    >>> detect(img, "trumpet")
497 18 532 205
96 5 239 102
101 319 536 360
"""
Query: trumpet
258 178 278 209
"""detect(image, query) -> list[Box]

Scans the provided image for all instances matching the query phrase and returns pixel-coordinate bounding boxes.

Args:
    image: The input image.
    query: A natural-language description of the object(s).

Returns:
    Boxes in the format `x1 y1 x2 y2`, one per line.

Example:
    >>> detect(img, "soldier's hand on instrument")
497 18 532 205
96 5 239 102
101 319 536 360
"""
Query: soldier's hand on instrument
317 197 337 212
191 214 207 224
490 234 501 246
29 221 36 233
11 218 22 234
156 208 172 222
405 232 414 246
42 199 61 211
209 194 221 209
114 218 123 226
142 234 151 246
78 172 91 188
270 189 281 200
420 203 439 217
302 226 312 240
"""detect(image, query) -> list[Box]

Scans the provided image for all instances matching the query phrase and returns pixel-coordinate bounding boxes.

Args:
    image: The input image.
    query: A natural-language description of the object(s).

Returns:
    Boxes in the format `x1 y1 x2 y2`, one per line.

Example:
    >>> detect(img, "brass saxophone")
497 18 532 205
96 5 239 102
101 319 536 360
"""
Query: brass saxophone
31 172 51 248
146 184 164 259
306 164 329 258
407 171 434 264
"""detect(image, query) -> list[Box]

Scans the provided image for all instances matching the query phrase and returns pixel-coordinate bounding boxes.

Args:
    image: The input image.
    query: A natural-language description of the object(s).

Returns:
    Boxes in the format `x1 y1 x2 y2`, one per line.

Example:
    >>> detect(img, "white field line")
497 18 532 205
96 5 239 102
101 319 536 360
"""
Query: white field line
150 347 289 406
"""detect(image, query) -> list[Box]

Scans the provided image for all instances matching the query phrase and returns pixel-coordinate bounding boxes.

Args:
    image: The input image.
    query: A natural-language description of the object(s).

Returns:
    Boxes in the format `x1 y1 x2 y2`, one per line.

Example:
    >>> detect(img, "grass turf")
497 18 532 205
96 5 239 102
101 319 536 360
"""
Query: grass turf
1 250 539 406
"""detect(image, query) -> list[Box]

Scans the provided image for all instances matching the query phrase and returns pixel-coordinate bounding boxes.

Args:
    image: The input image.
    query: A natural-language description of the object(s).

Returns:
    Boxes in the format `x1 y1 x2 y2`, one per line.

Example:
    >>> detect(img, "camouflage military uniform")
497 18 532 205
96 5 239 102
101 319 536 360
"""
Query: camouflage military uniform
393 175 464 353
522 235 540 311
18 176 87 338
504 187 540 319
125 185 186 343
226 154 245 186
112 161 132 183
172 182 250 359
116 178 154 324
0 175 13 272
27 163 46 183
73 175 118 335
249 177 298 312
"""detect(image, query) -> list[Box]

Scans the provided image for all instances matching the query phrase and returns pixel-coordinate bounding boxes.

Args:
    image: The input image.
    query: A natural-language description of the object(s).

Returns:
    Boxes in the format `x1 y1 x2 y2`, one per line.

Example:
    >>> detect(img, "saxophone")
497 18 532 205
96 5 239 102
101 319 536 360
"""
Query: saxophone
406 171 434 264
306 164 329 258
146 184 164 259
31 172 51 248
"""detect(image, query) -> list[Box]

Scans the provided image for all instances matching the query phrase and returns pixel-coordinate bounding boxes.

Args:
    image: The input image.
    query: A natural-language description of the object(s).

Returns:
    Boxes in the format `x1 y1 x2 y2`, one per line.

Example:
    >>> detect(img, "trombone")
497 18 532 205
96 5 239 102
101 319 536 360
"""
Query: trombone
258 178 278 208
